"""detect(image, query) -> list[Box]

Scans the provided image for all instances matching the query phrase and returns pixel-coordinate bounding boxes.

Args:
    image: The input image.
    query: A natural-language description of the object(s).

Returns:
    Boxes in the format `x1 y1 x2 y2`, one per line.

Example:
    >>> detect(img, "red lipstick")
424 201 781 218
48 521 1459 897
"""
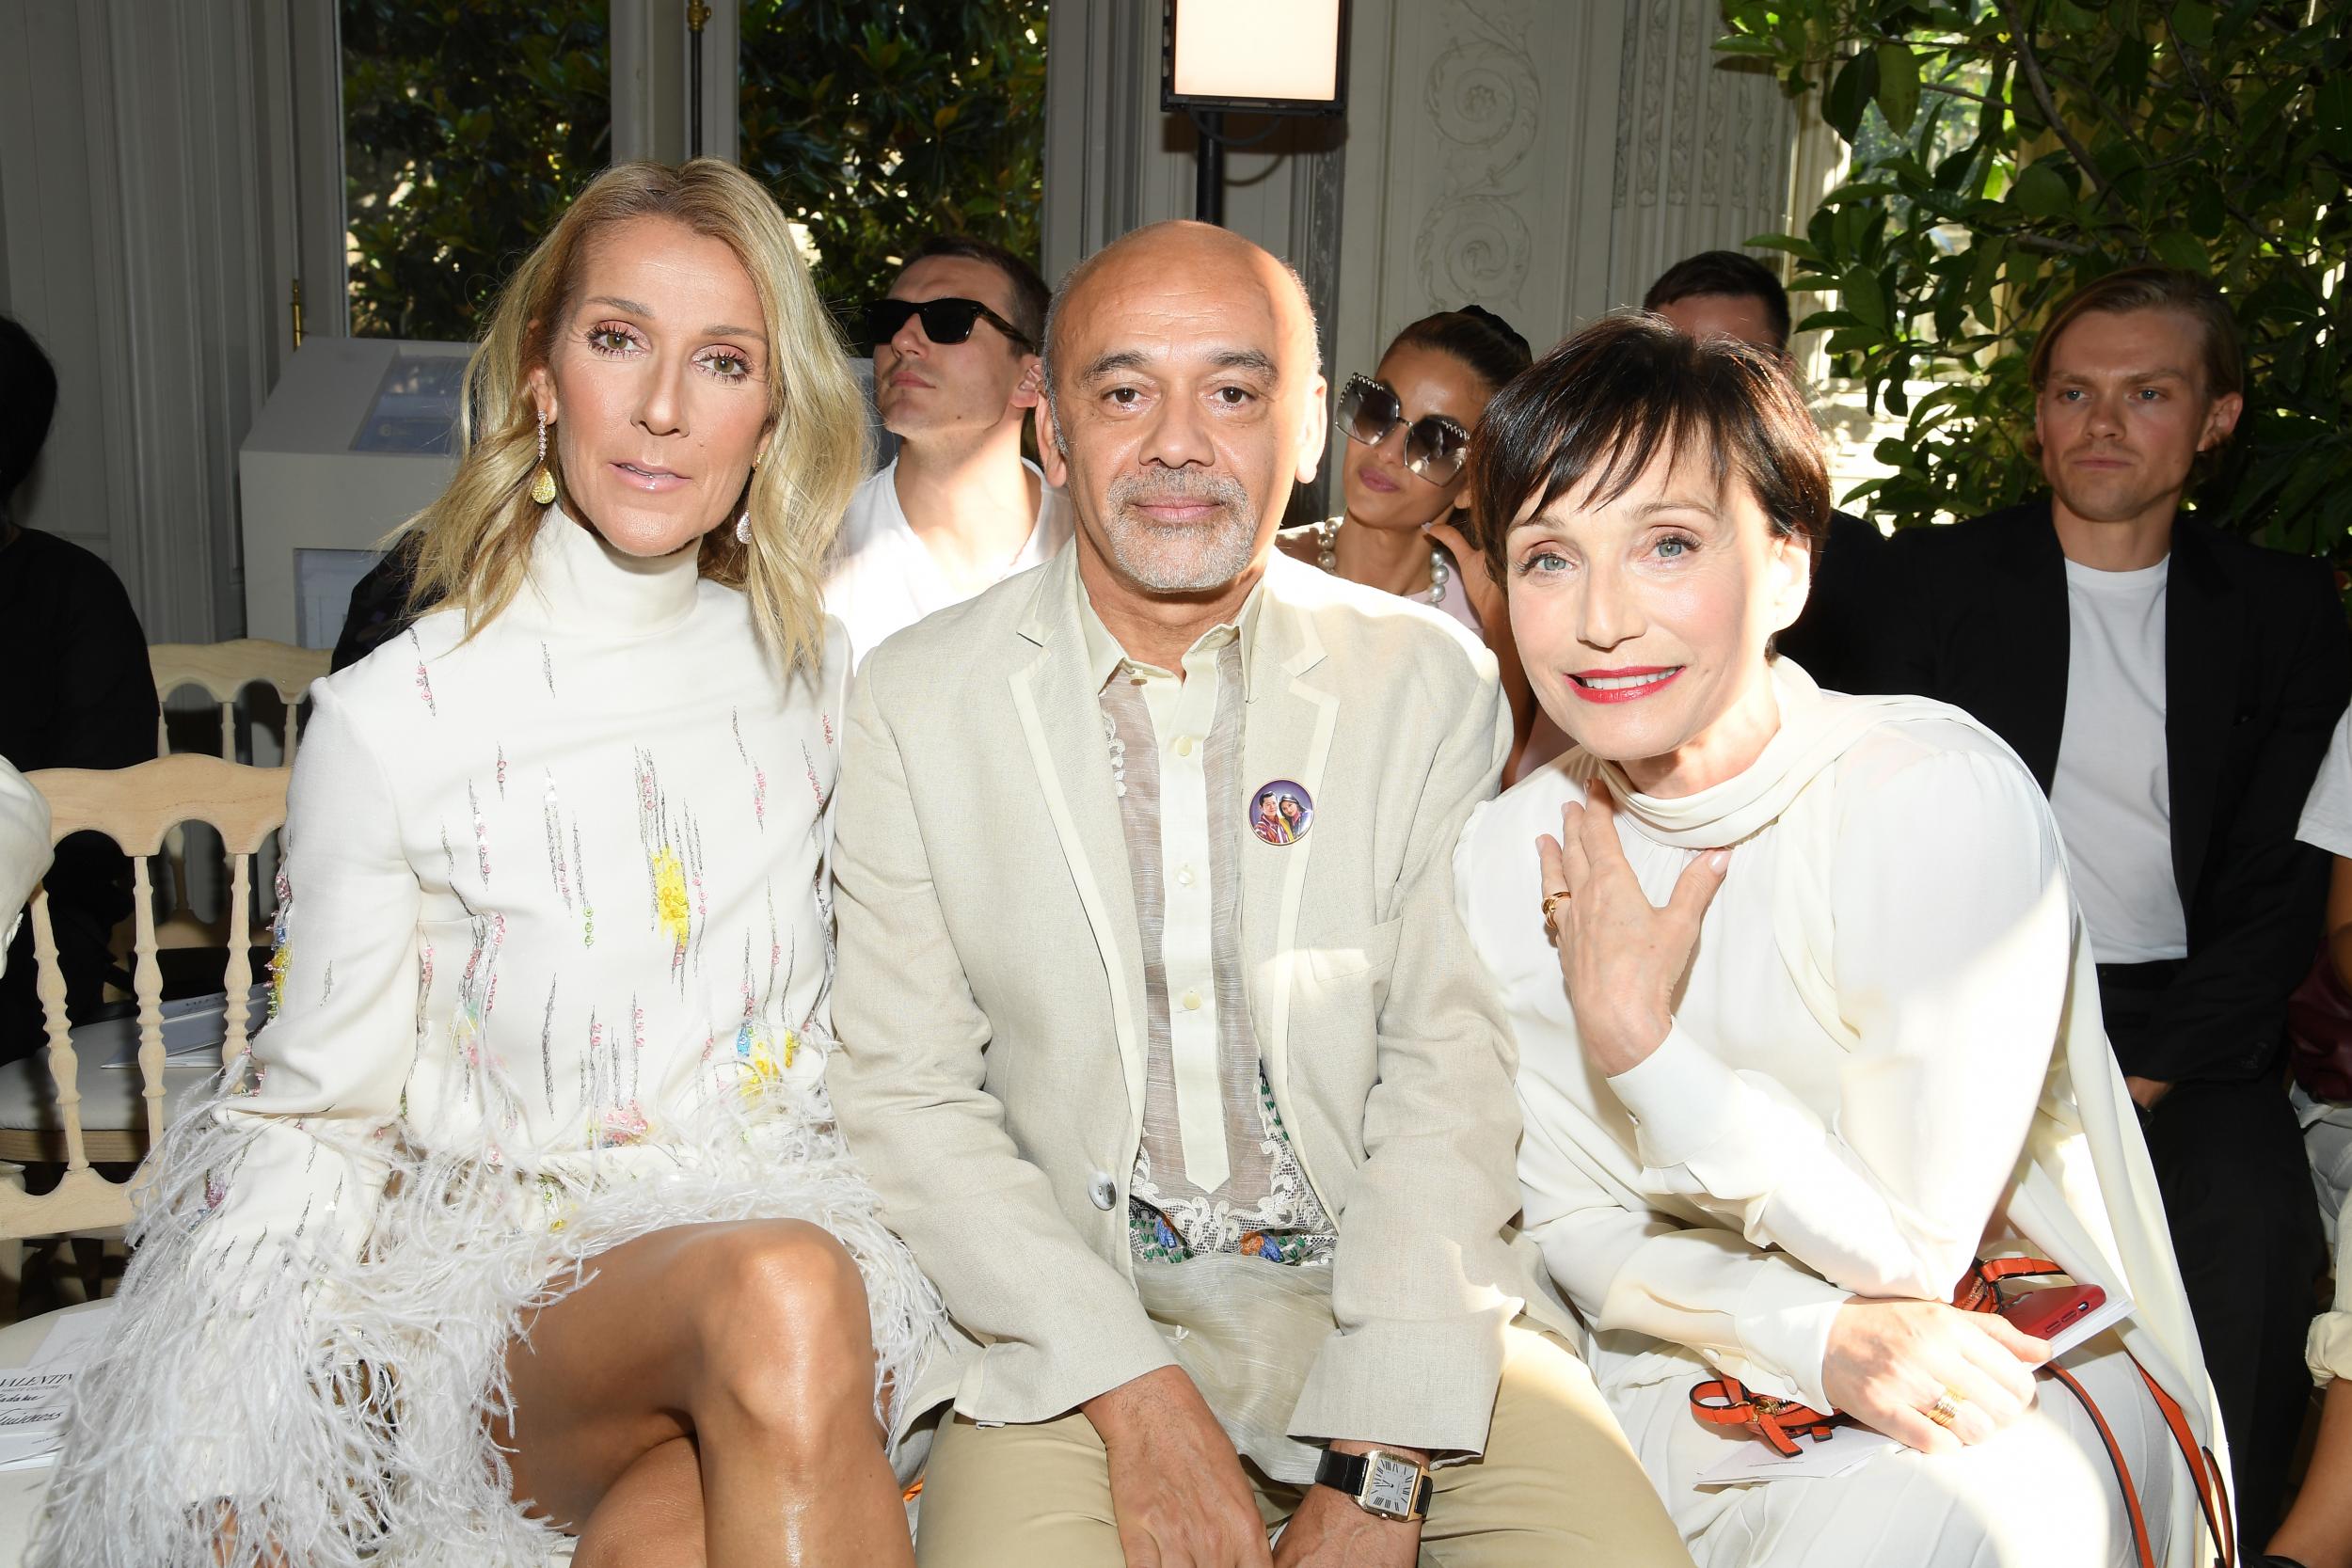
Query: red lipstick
1565 666 1683 704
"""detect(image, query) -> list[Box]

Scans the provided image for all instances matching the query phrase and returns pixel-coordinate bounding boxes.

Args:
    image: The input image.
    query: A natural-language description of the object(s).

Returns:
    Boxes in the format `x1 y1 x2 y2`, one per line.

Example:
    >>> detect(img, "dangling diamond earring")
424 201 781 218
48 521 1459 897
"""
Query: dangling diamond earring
530 409 558 506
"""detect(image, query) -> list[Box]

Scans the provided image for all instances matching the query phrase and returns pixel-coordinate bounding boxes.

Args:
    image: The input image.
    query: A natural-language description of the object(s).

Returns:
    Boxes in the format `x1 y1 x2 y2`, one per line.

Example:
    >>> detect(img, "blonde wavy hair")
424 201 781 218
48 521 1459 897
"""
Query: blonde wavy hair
400 158 866 673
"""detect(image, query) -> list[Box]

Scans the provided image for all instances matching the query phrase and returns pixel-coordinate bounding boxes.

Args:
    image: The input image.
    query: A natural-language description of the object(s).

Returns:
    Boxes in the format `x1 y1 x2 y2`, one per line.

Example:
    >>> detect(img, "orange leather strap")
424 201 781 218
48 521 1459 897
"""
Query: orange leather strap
1688 1375 1842 1457
1694 1255 2232 1566
2046 1361 2157 1568
1953 1256 2233 1568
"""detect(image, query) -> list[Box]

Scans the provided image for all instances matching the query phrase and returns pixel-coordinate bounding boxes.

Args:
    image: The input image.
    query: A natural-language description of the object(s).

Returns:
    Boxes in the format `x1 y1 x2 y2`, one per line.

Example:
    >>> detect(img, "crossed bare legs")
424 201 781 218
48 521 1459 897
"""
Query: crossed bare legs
495 1217 914 1568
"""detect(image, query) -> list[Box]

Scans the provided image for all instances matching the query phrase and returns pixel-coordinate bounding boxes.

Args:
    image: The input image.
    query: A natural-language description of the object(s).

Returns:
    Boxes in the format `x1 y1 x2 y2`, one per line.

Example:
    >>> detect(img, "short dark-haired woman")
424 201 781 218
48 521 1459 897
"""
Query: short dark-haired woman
1454 314 2226 1565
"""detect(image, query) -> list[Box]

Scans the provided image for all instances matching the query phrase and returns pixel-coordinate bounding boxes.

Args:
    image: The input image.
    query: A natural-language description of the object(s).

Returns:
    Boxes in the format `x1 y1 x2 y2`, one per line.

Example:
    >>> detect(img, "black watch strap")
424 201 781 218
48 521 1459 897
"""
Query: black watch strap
1311 1449 1433 1521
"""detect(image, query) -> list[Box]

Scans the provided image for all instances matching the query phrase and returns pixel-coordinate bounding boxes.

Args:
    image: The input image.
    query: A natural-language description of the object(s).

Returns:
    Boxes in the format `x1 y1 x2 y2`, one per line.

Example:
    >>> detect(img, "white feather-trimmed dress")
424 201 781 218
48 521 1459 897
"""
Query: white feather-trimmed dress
34 513 944 1568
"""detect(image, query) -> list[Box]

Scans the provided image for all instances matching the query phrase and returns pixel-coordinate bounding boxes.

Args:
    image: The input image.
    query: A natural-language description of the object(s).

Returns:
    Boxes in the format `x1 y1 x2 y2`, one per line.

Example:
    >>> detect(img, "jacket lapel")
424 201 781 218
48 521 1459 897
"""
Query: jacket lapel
1239 558 1339 1117
2001 503 2073 793
2164 517 2235 912
1007 556 1149 1133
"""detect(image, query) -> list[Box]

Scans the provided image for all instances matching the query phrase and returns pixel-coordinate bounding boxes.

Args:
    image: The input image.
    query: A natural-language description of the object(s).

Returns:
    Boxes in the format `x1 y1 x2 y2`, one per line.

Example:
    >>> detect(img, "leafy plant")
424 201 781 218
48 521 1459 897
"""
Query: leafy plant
1719 0 2351 554
340 1 1050 346
739 0 1050 329
342 0 612 341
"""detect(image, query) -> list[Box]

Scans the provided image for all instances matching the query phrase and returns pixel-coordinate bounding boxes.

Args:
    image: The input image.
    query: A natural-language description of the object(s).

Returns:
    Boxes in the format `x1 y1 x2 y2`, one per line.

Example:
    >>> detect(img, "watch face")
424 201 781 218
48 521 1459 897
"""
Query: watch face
1362 1453 1421 1517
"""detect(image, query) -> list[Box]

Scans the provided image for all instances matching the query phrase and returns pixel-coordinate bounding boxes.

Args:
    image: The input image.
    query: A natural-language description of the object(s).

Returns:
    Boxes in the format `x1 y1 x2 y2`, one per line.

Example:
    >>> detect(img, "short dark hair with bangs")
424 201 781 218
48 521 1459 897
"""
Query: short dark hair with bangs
1470 311 1830 588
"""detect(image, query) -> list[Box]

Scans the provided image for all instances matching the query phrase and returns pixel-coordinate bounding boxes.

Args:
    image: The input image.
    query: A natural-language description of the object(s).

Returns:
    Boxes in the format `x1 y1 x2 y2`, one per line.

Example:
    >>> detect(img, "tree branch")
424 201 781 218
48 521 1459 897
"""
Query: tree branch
1920 81 1996 106
2009 231 2095 256
1994 0 2129 219
2155 21 2268 239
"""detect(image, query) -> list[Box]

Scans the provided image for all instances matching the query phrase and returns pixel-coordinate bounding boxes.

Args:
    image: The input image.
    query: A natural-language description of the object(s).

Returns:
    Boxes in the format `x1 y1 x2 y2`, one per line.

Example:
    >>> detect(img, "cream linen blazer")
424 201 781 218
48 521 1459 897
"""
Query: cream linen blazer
831 544 1570 1454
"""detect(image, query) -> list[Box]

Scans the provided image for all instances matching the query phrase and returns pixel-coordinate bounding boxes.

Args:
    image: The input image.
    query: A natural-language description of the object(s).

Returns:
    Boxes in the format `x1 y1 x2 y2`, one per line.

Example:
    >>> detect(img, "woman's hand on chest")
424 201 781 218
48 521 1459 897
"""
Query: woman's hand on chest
1536 778 1729 1076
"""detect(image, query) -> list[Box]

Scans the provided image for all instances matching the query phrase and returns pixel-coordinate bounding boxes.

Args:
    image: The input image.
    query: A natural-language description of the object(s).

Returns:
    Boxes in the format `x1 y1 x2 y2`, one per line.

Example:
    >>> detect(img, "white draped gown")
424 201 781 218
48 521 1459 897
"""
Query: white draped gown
1455 661 2225 1568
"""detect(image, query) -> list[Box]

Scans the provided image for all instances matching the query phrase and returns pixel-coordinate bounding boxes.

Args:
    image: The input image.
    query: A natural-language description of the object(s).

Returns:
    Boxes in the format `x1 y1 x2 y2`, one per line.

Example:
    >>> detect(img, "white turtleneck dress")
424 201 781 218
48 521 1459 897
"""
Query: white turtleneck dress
1454 663 2222 1568
36 515 942 1568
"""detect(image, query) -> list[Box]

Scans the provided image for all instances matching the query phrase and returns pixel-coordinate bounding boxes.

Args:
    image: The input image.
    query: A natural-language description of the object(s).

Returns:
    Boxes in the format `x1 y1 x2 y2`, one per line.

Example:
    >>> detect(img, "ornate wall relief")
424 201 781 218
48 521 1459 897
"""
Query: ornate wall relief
1607 0 1801 309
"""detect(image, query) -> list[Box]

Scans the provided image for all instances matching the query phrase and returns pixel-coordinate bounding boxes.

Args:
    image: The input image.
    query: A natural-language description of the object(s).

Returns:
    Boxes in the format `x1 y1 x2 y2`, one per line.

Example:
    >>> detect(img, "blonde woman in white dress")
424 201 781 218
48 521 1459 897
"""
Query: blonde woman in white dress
1452 313 2228 1567
36 161 941 1568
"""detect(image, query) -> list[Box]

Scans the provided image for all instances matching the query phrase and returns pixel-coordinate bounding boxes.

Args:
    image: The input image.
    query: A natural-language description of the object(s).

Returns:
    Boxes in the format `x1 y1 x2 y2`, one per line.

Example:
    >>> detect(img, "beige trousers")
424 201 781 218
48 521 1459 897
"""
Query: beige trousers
913 1324 1693 1568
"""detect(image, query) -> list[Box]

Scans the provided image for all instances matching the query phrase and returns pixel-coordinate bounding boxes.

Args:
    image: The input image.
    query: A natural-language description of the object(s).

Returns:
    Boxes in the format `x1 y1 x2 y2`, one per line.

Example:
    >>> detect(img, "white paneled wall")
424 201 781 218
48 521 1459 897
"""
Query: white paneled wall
1606 0 1804 313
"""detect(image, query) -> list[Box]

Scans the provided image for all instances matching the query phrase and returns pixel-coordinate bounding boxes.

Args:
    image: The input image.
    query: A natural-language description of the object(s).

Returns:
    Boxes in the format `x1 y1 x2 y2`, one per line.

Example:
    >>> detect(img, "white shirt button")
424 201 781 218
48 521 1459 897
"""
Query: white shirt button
1176 864 1195 886
1182 990 1202 1011
1088 1171 1118 1211
1175 736 1196 757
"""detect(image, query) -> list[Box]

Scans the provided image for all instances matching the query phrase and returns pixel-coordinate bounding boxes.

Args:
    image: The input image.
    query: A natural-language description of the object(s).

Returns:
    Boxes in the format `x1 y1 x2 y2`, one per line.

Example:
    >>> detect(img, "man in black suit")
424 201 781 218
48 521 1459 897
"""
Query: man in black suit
1644 250 1886 690
1875 267 2346 1548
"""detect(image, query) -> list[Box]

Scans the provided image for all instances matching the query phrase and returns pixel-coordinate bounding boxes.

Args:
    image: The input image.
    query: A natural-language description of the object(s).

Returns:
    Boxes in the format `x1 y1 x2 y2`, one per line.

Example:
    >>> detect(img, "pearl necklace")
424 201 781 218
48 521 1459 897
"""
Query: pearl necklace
1314 516 1448 606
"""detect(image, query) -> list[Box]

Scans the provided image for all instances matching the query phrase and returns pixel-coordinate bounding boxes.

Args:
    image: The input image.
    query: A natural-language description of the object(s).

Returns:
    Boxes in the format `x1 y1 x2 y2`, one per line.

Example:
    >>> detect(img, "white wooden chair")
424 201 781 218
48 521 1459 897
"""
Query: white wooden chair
0 756 288 1202
147 640 324 952
0 761 582 1566
147 640 327 770
0 758 288 1563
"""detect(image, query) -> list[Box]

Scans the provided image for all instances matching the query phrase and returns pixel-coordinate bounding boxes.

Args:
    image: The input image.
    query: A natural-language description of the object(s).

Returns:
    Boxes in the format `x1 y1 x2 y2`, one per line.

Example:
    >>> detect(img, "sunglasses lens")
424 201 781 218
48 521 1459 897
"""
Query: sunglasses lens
1405 420 1469 482
1342 380 1402 446
917 299 983 345
865 299 919 348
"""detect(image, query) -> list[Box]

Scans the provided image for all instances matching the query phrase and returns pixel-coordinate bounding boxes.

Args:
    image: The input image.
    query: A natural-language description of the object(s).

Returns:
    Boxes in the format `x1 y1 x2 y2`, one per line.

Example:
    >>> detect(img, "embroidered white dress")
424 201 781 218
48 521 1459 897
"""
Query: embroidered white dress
1455 662 2224 1568
36 515 942 1568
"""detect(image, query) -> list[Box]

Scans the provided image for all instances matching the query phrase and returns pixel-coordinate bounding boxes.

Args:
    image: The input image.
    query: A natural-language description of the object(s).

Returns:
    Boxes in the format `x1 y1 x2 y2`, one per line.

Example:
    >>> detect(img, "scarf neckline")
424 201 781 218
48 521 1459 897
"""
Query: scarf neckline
1593 661 1960 848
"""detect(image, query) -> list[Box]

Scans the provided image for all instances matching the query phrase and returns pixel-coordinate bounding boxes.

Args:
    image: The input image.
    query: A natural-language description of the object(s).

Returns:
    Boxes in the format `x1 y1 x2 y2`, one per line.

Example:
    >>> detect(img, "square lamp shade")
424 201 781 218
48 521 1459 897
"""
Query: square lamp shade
1162 0 1349 116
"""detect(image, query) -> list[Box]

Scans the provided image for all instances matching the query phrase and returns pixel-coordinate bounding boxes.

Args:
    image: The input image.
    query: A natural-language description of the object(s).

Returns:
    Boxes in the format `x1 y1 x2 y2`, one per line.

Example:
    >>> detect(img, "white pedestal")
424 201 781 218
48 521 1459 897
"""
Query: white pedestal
238 338 470 647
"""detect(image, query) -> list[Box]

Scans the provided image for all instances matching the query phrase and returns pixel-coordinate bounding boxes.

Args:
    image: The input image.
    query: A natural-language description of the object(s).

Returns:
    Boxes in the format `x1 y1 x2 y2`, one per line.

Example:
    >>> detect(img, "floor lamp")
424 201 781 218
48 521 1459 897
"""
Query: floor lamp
1162 0 1351 227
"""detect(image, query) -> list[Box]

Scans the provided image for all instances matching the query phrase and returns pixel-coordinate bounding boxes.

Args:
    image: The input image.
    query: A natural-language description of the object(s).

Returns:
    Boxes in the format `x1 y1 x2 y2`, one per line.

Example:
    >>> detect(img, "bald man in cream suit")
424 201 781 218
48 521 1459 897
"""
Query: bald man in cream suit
829 223 1688 1568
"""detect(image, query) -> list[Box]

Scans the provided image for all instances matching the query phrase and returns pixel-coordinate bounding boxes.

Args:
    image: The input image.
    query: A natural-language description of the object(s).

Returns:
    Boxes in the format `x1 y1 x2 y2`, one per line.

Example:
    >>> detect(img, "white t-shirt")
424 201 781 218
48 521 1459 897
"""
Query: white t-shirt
824 455 1073 670
2299 705 2352 860
2297 708 2352 1383
2049 555 2187 963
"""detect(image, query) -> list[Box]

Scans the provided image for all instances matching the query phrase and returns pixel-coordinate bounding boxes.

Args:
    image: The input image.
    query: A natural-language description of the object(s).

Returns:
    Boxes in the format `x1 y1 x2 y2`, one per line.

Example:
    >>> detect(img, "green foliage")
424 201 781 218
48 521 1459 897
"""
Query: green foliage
739 0 1050 329
1720 0 2351 555
340 2 1050 346
342 0 612 341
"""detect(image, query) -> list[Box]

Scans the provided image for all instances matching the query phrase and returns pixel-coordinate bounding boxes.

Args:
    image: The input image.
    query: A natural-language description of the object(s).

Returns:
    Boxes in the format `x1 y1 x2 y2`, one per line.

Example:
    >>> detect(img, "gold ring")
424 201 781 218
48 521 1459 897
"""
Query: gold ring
1541 889 1569 937
1926 1390 1963 1429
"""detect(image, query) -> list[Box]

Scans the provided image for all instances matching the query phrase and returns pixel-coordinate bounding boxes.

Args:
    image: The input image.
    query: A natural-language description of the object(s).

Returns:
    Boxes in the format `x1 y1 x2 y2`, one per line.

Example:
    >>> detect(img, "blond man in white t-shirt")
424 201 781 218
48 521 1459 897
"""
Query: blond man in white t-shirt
826 235 1073 669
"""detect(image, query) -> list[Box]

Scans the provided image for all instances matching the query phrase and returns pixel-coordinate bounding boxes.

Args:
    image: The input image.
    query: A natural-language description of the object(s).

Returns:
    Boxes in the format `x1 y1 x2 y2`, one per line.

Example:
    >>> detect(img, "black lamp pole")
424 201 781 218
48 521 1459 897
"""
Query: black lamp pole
1164 0 1350 229
687 0 710 158
1194 112 1226 226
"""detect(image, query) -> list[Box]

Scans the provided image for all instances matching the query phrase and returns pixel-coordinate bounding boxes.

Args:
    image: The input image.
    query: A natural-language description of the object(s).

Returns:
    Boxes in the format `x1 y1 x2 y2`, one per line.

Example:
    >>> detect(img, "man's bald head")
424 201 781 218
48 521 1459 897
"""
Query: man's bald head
1034 221 1330 606
1042 221 1321 438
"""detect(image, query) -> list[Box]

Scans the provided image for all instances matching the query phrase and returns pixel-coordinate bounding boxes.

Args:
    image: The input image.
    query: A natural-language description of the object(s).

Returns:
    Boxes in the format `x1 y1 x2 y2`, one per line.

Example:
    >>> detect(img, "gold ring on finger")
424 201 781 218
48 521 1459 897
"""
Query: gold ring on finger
1925 1389 1963 1429
1542 889 1569 937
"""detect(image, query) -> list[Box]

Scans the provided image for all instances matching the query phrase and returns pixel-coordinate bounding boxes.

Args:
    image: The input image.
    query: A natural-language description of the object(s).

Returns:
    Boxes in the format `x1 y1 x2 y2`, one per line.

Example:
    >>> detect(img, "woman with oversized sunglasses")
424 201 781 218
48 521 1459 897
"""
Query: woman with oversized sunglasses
1279 307 1547 771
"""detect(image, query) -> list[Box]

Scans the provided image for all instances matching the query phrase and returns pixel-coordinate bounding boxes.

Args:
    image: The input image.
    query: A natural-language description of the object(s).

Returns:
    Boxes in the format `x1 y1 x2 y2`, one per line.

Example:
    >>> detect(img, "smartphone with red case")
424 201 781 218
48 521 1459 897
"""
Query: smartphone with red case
2001 1283 2106 1341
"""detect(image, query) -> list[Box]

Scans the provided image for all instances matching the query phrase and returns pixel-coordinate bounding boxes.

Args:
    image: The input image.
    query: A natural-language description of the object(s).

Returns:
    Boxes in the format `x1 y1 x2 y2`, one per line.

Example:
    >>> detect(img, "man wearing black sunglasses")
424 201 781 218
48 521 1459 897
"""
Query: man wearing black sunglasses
826 234 1073 670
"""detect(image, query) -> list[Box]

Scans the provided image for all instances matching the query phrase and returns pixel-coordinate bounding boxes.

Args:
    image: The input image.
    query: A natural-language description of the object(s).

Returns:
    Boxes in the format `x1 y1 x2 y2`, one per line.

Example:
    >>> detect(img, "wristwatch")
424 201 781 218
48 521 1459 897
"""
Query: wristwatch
1312 1447 1433 1523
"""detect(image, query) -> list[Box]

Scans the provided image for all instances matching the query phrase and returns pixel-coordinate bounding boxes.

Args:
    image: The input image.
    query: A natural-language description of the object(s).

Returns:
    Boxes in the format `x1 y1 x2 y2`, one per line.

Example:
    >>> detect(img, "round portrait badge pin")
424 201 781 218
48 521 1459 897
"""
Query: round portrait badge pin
1249 780 1312 847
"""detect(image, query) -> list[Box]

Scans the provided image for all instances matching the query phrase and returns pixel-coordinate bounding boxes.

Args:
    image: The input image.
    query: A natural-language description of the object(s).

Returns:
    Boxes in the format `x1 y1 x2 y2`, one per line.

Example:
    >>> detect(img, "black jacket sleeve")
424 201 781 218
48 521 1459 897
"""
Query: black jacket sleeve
2134 562 2350 1083
330 535 430 674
